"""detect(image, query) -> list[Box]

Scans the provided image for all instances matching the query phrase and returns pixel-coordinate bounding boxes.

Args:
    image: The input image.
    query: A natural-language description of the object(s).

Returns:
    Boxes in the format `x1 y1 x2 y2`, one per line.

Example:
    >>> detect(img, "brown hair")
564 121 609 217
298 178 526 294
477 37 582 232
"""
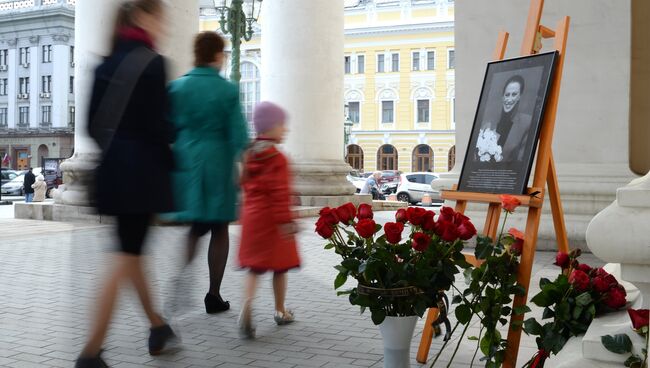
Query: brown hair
111 0 164 52
194 31 225 66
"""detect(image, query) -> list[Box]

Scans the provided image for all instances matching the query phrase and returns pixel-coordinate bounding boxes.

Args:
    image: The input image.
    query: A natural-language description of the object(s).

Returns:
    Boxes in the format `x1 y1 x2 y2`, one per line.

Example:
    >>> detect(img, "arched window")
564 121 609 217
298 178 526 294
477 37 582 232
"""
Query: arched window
412 144 433 172
448 145 456 171
239 62 260 134
377 144 398 170
346 144 364 171
37 144 49 166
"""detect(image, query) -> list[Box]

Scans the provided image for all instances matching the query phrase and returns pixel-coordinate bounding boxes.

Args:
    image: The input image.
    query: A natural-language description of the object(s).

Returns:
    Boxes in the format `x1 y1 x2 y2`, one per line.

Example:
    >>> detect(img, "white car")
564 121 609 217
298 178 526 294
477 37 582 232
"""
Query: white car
346 174 367 193
395 172 441 204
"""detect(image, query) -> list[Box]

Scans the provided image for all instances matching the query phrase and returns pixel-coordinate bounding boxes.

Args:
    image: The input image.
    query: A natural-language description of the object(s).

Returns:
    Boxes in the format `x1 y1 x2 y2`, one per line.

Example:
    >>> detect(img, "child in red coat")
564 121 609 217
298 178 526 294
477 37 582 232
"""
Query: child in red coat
237 101 300 338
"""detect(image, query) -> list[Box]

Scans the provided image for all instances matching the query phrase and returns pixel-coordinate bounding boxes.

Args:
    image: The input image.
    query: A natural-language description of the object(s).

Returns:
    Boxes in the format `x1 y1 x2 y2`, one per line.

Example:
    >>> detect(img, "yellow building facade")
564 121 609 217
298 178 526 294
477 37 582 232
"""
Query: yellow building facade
199 0 456 173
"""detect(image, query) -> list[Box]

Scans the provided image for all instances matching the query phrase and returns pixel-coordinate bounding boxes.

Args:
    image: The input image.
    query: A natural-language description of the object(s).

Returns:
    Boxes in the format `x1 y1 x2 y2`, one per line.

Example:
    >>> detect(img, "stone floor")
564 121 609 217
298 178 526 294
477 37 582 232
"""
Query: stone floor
0 211 605 368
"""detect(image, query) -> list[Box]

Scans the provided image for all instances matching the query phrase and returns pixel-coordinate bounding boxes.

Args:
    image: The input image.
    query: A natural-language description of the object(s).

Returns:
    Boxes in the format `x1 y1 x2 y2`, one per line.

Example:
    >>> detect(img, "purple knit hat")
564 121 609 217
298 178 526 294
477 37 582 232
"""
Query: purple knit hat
253 101 287 134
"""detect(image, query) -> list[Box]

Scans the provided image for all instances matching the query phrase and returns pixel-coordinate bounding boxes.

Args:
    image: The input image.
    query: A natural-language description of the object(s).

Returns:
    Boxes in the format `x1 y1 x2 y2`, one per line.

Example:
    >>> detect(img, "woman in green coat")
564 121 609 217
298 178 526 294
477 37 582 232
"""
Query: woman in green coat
168 32 249 313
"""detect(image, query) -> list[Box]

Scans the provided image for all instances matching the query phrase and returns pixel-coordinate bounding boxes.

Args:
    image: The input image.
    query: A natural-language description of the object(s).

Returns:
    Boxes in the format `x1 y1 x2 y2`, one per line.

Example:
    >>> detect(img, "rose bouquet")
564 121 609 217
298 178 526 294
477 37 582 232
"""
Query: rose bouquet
522 250 628 368
315 203 477 325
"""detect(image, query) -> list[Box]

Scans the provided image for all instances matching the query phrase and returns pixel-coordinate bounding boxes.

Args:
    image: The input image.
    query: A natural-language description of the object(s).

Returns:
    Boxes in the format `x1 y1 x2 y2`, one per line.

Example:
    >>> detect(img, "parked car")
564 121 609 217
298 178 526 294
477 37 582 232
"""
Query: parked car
1 168 43 196
346 173 367 193
395 172 442 204
378 170 402 185
1 168 20 186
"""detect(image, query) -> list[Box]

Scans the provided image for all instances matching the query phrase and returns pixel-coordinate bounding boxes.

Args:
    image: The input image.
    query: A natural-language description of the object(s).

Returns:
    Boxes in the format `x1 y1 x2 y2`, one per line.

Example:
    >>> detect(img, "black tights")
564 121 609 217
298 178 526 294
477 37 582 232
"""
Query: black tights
187 222 229 297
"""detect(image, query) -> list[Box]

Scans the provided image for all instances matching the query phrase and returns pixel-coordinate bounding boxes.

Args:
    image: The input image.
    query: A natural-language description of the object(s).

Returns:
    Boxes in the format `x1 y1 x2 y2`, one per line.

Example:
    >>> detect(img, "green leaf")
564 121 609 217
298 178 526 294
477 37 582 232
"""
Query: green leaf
624 355 643 367
467 336 479 341
523 318 543 336
539 277 551 288
556 301 571 321
572 305 583 320
371 308 386 325
452 295 462 304
601 334 633 354
324 243 335 250
513 305 531 315
455 304 472 324
334 272 348 289
575 292 593 307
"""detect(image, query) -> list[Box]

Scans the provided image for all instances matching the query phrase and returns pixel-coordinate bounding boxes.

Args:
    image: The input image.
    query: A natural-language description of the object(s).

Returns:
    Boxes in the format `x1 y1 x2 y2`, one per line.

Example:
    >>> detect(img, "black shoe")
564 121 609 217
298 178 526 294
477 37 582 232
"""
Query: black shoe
204 293 230 314
148 324 177 356
75 351 108 368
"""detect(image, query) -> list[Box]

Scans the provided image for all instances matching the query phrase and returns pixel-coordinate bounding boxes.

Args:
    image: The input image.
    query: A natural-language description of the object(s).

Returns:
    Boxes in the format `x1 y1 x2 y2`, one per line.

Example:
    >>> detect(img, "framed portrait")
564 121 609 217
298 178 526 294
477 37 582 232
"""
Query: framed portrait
458 51 558 194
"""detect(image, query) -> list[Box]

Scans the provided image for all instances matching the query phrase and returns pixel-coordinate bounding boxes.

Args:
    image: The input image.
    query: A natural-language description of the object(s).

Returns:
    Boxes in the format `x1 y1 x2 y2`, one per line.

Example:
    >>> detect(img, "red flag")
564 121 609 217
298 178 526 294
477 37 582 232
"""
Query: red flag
2 153 10 166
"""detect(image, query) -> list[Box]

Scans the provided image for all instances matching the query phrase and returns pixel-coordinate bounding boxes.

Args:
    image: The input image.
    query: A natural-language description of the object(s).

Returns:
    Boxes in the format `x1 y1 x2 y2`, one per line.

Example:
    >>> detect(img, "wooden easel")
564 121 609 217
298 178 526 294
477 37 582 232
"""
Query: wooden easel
416 1 570 367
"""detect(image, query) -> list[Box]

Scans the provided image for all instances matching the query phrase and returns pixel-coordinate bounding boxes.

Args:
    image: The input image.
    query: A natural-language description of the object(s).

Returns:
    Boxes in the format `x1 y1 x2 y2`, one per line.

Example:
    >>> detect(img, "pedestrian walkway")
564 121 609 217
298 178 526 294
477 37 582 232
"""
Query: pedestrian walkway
0 214 605 367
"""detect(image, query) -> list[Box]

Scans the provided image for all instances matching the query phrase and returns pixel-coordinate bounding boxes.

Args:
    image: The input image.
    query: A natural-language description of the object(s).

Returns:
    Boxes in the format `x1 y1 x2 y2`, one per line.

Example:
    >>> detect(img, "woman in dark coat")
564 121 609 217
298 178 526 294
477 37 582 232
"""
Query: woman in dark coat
76 1 176 367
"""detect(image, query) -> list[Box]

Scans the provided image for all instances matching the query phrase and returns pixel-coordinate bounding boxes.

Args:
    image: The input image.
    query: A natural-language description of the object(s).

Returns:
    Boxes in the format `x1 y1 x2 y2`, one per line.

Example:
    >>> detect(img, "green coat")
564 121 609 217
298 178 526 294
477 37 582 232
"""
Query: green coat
167 67 249 223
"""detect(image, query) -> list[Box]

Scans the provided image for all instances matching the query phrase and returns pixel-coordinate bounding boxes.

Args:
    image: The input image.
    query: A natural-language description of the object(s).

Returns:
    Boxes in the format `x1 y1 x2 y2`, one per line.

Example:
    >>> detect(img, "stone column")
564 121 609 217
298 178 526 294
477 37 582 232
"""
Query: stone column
57 0 197 206
261 0 359 206
438 0 638 250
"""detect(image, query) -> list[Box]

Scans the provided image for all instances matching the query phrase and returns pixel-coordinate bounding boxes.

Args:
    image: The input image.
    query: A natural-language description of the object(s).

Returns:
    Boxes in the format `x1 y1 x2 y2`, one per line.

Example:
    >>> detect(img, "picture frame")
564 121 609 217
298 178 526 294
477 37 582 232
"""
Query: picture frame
458 51 558 194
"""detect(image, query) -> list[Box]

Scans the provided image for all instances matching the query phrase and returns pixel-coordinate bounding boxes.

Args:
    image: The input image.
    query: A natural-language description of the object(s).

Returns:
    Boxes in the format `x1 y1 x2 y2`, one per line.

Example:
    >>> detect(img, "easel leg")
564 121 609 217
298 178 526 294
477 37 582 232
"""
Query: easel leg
484 203 502 239
503 206 542 368
416 307 441 363
547 152 570 253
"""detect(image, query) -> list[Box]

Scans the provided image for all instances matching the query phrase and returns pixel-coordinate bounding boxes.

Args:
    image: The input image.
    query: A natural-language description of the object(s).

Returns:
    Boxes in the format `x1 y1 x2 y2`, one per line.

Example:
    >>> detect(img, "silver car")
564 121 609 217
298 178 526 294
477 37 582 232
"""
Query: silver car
395 172 441 204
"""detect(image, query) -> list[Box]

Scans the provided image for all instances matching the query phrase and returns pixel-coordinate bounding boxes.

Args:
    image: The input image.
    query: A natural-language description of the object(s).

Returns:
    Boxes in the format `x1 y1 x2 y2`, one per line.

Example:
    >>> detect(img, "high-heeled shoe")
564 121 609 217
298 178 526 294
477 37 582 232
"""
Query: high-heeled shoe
204 292 230 314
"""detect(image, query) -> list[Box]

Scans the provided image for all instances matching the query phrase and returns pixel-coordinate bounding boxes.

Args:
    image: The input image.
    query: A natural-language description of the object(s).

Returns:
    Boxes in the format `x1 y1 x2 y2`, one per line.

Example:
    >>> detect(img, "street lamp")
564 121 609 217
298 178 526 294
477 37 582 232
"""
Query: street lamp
214 0 262 82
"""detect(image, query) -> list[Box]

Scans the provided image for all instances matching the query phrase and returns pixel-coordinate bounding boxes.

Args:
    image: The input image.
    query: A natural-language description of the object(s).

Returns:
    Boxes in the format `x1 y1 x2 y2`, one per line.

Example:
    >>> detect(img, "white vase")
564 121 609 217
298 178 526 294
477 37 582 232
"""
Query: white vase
378 315 419 368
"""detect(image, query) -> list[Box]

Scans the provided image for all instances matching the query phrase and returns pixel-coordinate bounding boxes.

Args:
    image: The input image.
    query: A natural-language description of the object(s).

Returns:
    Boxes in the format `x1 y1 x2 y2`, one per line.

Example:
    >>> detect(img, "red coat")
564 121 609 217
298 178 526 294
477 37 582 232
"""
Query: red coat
238 141 300 272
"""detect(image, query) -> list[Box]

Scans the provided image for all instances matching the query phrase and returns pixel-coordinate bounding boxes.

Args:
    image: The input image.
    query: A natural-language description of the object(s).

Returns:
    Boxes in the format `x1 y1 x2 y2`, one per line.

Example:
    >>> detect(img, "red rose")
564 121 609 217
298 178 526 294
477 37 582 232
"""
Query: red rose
407 207 427 226
508 228 525 255
395 208 407 223
335 203 356 224
438 206 455 223
453 212 470 225
604 285 627 309
592 276 611 293
554 252 570 269
569 269 590 292
627 308 650 330
315 218 334 239
422 213 437 232
384 222 405 244
355 218 377 239
458 220 477 241
436 221 460 242
319 207 339 226
576 263 592 274
604 274 618 288
500 194 521 213
594 267 609 278
357 203 373 220
412 232 431 252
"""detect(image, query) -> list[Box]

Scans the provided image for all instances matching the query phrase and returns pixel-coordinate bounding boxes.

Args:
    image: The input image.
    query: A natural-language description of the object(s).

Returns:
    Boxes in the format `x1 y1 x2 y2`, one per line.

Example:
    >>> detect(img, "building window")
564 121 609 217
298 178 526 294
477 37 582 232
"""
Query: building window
357 55 365 74
346 144 364 171
344 56 351 74
348 101 360 124
377 54 385 73
417 99 430 123
19 107 29 126
381 101 394 123
239 61 260 133
70 46 74 64
448 49 455 69
41 106 51 126
427 51 435 70
19 47 30 65
0 49 7 66
448 145 456 171
412 145 433 172
42 45 52 63
69 76 74 93
42 75 52 93
391 53 399 72
19 77 29 94
377 144 398 170
412 51 420 71
0 107 7 127
0 79 7 96
69 106 75 126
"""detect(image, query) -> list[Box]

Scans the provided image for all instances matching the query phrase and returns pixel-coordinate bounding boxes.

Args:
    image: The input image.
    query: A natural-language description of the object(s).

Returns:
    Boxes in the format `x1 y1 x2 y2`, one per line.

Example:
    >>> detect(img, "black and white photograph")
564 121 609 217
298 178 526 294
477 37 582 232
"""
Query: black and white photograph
458 51 558 194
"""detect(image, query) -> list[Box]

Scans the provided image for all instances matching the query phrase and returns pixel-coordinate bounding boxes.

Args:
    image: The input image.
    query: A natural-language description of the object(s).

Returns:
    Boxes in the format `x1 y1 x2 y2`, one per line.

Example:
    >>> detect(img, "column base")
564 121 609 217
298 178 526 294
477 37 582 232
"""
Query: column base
56 152 100 206
296 194 372 208
292 159 358 196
